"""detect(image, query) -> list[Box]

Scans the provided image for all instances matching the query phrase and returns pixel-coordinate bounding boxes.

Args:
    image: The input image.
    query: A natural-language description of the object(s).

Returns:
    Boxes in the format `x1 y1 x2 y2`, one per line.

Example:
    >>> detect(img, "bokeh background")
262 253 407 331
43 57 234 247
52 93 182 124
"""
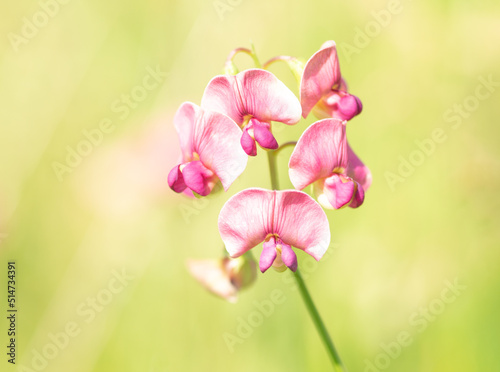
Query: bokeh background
1 0 499 371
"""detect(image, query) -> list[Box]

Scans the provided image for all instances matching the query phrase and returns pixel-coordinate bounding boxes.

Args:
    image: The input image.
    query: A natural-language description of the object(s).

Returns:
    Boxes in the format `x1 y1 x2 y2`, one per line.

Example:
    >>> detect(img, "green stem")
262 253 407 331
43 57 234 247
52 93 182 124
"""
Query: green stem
249 42 262 68
293 269 347 372
266 150 347 372
266 151 279 190
274 141 297 157
262 55 293 69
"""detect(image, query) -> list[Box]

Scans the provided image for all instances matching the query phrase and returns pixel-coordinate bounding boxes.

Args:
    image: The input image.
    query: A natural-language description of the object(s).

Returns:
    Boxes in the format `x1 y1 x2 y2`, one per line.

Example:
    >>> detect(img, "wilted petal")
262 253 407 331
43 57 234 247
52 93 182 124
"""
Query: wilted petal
252 119 278 150
289 119 347 190
187 259 238 303
218 188 274 258
273 190 330 261
347 143 372 191
300 41 341 118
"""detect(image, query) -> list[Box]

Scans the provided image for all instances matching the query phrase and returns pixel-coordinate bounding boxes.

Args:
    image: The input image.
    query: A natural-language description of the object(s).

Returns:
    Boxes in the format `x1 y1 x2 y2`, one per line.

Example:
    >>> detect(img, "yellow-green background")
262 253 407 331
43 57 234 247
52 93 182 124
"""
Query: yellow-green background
1 0 499 371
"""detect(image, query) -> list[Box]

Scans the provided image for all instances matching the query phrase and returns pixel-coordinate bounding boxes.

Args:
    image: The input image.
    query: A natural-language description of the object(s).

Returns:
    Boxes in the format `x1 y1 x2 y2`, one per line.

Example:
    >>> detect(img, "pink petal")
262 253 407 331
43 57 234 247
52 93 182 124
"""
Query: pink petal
240 128 257 156
259 237 277 273
182 161 216 196
349 181 365 208
193 110 248 191
347 143 372 191
202 69 302 125
280 242 298 272
322 174 356 210
312 91 363 121
338 94 363 120
218 189 330 261
273 190 330 261
300 41 341 118
168 164 187 193
173 102 198 161
252 119 278 150
218 188 274 258
289 119 348 190
238 69 301 124
201 76 246 125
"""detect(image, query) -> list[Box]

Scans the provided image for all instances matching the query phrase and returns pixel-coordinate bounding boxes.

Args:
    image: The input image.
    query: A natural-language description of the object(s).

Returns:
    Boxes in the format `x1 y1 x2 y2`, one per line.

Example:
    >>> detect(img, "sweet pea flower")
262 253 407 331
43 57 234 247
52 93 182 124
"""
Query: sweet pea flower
300 41 362 121
168 102 247 196
187 253 257 303
218 188 330 273
289 119 372 210
201 69 302 156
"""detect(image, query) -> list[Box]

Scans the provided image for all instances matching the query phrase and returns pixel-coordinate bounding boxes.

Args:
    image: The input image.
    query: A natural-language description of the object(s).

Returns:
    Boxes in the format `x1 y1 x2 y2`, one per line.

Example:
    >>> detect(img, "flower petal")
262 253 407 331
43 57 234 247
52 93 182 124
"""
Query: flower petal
201 76 246 125
168 164 187 193
273 190 330 261
182 161 216 196
349 181 365 208
259 237 277 273
219 189 330 262
280 242 298 272
237 69 302 124
323 174 356 210
312 91 363 121
202 69 301 125
347 143 372 191
252 119 278 150
289 119 347 190
240 128 257 156
218 188 274 258
338 93 363 121
300 41 341 118
194 110 248 191
173 102 198 161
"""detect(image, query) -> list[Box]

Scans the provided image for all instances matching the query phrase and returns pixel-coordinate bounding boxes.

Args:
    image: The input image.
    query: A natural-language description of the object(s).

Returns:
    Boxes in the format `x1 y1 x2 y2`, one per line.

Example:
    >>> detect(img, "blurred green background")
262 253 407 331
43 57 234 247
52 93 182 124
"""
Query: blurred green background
1 0 499 371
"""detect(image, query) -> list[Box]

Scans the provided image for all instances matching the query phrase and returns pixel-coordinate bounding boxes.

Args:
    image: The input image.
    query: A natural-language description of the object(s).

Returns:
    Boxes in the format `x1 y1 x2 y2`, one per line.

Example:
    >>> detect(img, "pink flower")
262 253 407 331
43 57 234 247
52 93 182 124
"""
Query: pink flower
187 254 257 303
168 102 247 196
201 69 302 156
289 119 372 210
300 41 362 121
218 188 330 273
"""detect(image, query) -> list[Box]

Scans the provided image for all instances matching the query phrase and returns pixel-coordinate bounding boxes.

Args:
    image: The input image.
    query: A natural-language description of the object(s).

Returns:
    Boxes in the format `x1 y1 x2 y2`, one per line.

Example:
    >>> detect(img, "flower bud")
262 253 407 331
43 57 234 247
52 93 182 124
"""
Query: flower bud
187 252 257 303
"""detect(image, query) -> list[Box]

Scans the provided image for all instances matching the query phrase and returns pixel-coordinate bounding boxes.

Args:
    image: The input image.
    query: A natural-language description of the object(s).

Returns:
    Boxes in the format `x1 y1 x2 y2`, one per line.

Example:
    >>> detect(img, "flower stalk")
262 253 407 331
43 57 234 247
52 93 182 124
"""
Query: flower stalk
267 148 347 372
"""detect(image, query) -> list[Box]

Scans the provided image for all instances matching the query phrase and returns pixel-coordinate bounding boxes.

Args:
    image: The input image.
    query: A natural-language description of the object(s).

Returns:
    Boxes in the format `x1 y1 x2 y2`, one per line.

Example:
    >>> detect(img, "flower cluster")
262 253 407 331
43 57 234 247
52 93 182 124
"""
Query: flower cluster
169 41 372 302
